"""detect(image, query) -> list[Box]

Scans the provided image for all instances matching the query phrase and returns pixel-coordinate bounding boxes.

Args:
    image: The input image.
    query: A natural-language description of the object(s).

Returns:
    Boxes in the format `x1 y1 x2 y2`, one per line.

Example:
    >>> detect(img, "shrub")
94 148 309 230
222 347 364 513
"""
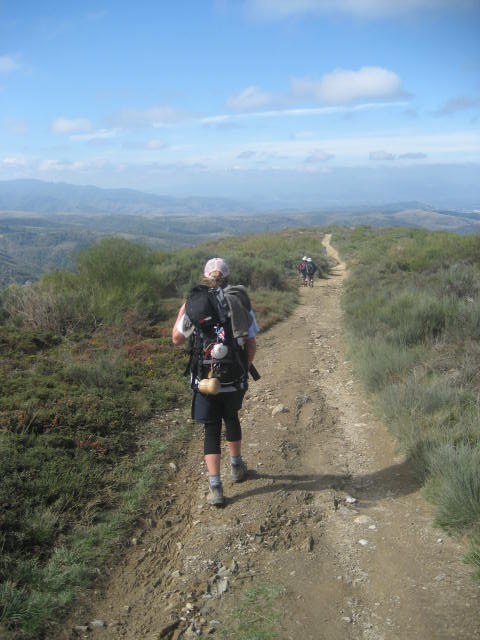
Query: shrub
75 238 150 286
448 298 480 340
65 352 125 388
441 263 480 299
382 292 455 346
424 444 480 531
2 280 96 333
466 532 480 579
350 336 422 391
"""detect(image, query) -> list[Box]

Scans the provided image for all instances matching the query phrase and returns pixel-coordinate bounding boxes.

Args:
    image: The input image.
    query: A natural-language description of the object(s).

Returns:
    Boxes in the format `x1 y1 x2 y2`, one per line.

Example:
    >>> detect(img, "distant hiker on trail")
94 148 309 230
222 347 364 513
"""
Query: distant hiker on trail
305 257 317 286
298 256 307 285
172 258 259 507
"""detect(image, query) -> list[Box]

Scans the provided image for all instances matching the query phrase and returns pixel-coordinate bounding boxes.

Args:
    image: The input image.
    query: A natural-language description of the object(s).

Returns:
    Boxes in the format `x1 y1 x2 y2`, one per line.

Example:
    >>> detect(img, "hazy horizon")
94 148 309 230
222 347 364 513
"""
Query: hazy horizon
1 171 479 212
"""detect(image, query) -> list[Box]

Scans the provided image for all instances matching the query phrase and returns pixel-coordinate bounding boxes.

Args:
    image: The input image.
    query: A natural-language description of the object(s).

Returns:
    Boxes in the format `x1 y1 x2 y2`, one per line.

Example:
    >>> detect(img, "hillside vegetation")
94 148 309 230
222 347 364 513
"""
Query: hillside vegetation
332 226 480 577
2 200 479 288
0 228 330 639
0 211 332 288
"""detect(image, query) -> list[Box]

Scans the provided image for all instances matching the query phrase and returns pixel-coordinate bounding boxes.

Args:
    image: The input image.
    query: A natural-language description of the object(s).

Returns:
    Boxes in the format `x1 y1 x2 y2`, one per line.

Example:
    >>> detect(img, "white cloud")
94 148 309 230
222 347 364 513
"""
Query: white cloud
3 155 30 167
101 98 405 134
38 159 66 172
0 55 19 73
70 128 119 142
206 130 468 169
233 130 479 165
291 67 404 105
36 158 112 172
202 100 406 124
1 155 115 175
248 0 476 19
51 117 93 134
369 150 395 161
226 85 273 111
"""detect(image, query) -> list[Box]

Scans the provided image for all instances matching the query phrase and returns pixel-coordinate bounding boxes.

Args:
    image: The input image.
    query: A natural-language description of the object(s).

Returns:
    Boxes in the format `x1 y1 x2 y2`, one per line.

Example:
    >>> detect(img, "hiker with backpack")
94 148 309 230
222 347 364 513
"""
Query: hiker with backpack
298 256 307 286
305 257 317 286
172 258 259 507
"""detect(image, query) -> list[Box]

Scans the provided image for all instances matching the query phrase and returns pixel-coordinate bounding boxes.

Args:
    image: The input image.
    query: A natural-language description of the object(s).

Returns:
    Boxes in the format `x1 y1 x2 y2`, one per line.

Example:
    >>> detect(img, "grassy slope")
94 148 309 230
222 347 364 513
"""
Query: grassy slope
330 225 480 578
0 228 330 638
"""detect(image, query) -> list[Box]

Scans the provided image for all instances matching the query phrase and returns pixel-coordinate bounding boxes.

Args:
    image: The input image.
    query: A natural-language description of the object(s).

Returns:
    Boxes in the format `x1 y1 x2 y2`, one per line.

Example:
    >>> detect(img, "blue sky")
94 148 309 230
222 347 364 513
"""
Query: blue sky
1 0 479 208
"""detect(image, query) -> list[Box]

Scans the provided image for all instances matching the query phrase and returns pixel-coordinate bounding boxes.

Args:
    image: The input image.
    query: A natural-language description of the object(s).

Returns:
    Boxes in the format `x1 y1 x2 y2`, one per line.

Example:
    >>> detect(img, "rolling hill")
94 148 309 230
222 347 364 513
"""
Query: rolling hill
1 179 479 287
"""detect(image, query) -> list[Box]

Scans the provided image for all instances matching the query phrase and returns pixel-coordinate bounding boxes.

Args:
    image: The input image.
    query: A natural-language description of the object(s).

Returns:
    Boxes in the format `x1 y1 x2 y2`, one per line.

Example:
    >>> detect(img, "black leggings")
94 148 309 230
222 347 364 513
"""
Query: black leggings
204 415 242 455
193 389 245 455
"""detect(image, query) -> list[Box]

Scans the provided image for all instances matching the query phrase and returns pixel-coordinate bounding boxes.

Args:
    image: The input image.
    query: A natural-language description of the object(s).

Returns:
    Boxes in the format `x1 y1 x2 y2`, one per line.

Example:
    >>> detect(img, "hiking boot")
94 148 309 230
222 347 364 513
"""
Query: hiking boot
230 460 247 483
207 484 225 506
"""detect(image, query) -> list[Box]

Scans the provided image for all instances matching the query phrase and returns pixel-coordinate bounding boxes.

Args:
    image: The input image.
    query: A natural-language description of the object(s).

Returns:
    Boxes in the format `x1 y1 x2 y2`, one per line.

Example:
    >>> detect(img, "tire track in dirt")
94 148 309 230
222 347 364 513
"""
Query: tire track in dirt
59 234 479 640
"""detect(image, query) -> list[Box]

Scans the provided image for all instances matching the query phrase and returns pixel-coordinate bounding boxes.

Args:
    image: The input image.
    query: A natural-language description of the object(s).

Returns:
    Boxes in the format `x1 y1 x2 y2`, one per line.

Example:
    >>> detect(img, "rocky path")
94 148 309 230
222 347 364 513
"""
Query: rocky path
62 235 479 639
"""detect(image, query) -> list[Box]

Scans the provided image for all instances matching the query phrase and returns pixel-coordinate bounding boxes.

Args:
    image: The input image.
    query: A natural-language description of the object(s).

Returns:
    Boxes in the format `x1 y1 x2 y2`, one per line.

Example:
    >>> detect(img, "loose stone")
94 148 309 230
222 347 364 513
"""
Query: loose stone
354 515 372 525
272 404 287 416
90 619 105 628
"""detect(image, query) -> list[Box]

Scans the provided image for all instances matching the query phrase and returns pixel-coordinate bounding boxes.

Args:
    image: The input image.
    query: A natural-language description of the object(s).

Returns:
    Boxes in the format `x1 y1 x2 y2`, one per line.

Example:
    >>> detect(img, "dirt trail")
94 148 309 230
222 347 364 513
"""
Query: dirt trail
61 235 479 640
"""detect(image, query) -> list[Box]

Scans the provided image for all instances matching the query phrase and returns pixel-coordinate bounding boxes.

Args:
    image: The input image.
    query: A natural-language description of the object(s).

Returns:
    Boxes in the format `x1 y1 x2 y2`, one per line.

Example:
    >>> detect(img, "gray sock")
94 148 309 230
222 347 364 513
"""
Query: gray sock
231 454 242 465
209 474 222 488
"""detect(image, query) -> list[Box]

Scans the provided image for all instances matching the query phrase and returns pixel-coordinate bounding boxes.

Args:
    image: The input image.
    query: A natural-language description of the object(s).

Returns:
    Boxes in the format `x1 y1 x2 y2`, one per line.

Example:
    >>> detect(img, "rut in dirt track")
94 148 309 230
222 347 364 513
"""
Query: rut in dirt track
60 235 479 640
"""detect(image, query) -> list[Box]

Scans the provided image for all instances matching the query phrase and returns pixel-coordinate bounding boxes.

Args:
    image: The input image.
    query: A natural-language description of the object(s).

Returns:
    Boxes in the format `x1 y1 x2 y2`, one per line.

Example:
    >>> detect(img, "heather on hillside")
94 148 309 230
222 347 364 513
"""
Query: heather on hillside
332 225 480 577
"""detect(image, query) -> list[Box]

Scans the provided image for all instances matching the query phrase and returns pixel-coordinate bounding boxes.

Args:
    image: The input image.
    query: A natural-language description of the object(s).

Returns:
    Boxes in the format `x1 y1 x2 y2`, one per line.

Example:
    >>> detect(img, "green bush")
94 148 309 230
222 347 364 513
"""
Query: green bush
350 336 422 391
425 444 480 531
441 263 480 299
2 279 96 333
466 532 480 579
449 298 480 340
381 291 454 346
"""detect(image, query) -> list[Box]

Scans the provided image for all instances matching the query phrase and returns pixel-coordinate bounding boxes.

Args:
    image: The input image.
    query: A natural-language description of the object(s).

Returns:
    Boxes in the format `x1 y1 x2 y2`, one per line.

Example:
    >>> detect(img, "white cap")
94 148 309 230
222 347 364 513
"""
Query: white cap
204 257 230 278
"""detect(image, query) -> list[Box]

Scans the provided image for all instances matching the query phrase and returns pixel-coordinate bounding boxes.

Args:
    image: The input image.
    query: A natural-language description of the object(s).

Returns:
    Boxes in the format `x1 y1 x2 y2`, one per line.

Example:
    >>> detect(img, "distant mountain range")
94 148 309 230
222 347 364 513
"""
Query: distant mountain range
1 179 477 222
1 179 479 288
0 179 255 216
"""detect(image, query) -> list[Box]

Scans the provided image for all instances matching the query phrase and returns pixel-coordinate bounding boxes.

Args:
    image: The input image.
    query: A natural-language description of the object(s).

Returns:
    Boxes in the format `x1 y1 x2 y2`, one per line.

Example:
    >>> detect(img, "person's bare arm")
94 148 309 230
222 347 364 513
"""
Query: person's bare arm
172 303 187 346
245 337 256 367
